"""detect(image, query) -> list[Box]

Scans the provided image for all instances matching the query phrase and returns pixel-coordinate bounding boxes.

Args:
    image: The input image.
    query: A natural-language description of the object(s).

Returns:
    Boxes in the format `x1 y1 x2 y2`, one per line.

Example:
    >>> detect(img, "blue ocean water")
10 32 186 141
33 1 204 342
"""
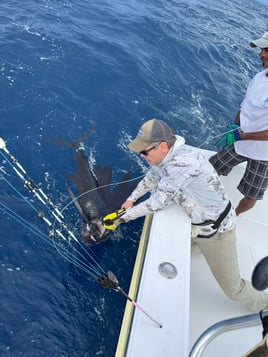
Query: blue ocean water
0 0 268 356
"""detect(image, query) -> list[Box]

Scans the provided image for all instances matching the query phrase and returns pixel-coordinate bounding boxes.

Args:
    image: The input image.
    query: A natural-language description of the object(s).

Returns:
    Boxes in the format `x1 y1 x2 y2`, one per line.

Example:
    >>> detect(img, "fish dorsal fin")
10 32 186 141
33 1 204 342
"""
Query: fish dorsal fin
93 166 138 212
93 165 113 209
65 183 89 222
93 165 113 188
108 171 138 210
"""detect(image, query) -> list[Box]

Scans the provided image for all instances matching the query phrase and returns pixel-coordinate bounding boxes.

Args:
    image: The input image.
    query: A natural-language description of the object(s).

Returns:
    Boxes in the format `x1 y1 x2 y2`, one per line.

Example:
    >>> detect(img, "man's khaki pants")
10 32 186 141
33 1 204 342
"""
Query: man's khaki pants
192 228 268 312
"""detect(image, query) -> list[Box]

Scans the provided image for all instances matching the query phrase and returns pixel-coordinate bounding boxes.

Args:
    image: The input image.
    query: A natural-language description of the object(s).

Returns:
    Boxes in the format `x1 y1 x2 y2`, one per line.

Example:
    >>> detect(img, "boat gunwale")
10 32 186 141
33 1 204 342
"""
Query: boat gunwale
115 214 153 357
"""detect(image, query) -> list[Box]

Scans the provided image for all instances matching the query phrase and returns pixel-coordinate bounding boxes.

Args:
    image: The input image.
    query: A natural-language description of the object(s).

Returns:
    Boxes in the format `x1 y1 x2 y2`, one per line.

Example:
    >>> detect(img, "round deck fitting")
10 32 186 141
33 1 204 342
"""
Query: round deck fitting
159 262 177 279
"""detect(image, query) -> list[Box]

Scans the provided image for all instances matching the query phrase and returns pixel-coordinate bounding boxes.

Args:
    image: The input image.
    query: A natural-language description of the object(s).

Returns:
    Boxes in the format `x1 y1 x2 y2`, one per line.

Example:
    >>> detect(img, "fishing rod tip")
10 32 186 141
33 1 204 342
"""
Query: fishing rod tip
0 138 6 149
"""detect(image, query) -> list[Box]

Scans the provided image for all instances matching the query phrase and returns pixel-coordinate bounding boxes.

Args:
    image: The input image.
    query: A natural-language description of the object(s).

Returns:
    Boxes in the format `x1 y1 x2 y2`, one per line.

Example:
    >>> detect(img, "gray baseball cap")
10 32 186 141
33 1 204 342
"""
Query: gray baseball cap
127 119 175 152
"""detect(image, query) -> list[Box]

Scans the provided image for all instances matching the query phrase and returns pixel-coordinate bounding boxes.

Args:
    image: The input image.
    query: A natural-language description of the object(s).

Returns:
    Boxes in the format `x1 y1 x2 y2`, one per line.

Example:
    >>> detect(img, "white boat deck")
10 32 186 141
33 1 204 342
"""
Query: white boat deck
189 166 268 356
116 204 191 357
116 158 268 357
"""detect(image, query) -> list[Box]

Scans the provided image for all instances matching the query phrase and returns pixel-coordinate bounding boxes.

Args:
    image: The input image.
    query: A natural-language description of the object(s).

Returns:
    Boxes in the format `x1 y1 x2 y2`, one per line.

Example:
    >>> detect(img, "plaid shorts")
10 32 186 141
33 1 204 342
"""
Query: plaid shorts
209 145 268 200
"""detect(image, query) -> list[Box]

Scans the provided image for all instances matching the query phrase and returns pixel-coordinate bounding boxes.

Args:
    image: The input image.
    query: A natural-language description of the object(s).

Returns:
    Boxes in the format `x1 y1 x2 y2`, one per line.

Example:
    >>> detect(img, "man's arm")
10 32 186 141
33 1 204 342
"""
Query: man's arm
234 110 240 124
240 130 268 141
235 110 268 140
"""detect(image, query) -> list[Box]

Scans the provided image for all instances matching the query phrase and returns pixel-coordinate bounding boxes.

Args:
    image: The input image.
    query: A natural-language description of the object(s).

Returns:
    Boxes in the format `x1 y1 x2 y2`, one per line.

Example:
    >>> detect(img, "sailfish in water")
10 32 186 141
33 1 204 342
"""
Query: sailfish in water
53 127 137 244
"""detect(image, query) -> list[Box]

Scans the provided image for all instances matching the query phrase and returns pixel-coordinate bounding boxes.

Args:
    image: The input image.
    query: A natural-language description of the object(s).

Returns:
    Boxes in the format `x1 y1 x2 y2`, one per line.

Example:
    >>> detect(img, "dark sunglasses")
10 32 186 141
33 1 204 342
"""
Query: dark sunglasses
140 144 159 156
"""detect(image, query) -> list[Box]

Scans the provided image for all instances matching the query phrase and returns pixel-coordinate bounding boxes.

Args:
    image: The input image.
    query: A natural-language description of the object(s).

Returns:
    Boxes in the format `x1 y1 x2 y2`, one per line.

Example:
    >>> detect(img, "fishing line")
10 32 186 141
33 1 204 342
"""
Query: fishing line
53 242 101 279
0 144 77 240
55 172 146 269
0 139 106 279
0 140 163 327
59 125 238 214
0 201 58 247
60 174 145 214
0 141 64 220
0 125 236 249
60 233 106 276
197 125 240 148
0 173 40 214
1 129 233 328
0 201 103 279
0 196 104 277
50 229 105 277
64 125 237 207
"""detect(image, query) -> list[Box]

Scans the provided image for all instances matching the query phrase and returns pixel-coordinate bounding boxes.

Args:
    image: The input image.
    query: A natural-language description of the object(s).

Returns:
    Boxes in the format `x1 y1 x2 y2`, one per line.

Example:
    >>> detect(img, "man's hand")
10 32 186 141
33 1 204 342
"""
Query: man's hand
217 124 241 149
121 200 134 210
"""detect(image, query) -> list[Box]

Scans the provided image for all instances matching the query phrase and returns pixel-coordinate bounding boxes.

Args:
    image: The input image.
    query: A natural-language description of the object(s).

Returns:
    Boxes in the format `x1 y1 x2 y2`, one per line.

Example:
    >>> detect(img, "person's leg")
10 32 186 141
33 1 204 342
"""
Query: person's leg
235 197 256 216
236 158 268 215
193 229 268 312
209 145 245 176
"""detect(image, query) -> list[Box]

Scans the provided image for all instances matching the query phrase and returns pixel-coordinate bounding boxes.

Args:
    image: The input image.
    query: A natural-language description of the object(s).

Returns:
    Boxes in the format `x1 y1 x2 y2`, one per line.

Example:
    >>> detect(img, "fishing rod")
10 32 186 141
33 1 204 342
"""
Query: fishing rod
0 137 106 275
98 271 162 328
0 137 75 239
0 137 162 328
0 137 133 273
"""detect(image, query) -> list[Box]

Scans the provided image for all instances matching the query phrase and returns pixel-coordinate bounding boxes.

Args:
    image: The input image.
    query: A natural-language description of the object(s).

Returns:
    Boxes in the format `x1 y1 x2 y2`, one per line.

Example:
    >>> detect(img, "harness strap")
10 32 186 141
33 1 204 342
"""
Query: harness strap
192 201 232 238
211 201 232 229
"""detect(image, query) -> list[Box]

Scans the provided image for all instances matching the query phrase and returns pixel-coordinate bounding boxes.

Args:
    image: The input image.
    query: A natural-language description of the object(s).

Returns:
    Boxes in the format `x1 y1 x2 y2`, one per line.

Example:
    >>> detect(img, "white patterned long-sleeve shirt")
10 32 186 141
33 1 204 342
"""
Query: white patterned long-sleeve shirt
123 136 236 233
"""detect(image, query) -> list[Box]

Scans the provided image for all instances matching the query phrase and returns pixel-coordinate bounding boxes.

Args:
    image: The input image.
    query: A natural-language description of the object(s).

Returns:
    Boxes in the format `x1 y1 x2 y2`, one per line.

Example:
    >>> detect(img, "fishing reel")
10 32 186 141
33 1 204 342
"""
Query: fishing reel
97 270 163 328
102 208 125 231
97 271 119 290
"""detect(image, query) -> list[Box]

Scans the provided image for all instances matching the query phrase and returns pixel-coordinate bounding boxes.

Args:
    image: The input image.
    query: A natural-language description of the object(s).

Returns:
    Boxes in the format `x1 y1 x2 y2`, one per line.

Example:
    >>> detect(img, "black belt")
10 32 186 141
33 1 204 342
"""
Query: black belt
193 201 232 238
211 201 232 230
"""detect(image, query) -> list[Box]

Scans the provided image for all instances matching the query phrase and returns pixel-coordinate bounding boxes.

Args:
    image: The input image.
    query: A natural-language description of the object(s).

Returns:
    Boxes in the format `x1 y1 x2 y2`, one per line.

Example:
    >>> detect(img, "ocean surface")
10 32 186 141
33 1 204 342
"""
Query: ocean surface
0 0 268 356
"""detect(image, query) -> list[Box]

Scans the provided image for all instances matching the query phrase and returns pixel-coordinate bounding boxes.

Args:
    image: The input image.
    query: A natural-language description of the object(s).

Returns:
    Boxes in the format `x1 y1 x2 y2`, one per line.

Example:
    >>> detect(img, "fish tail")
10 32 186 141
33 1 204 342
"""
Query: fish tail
50 125 95 150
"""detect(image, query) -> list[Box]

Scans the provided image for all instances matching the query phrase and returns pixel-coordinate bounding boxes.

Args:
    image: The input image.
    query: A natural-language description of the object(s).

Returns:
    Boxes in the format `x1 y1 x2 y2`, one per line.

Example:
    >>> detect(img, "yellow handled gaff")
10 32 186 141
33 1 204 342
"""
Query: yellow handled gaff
102 208 125 231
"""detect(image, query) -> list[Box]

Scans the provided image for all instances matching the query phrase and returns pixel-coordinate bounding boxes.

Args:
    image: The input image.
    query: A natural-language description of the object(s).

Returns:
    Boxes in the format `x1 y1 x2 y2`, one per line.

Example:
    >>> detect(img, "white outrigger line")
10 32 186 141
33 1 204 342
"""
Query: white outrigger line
0 138 162 324
0 137 77 242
